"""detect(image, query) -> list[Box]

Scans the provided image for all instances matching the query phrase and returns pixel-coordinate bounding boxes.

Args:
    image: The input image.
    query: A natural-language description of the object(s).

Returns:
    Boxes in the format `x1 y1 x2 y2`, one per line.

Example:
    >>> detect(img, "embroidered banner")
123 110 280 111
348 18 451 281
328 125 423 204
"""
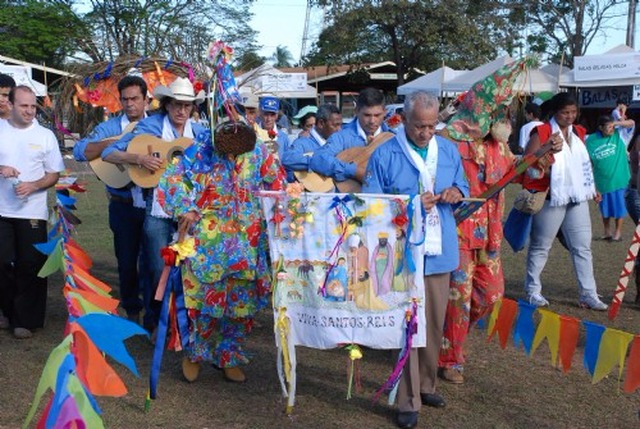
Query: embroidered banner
259 191 427 349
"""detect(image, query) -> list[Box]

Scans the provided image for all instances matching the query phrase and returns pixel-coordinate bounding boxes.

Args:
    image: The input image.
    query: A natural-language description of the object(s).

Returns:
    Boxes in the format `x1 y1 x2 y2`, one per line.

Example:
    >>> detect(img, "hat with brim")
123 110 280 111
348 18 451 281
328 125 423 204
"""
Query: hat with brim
242 94 259 109
292 105 318 125
153 77 205 105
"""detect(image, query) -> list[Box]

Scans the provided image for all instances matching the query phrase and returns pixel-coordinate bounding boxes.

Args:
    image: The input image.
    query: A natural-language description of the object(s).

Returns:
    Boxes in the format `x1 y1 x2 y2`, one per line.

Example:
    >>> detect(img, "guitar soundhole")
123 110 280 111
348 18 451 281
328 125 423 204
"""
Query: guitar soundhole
168 148 184 160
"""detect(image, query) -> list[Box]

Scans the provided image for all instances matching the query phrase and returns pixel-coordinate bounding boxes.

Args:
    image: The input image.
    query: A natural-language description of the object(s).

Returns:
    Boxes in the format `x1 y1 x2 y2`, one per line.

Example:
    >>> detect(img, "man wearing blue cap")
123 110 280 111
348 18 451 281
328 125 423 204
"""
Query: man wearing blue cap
258 96 290 162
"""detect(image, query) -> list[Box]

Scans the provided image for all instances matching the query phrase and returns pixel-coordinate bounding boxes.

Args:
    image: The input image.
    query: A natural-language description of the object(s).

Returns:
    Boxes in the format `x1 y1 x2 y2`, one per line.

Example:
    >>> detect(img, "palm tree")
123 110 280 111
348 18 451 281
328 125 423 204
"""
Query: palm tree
270 45 294 68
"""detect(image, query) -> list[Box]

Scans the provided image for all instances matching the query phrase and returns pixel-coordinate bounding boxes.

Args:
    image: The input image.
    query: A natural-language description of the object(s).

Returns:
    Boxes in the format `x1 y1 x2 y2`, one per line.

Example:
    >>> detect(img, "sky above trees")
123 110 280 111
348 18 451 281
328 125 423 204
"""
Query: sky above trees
0 0 632 81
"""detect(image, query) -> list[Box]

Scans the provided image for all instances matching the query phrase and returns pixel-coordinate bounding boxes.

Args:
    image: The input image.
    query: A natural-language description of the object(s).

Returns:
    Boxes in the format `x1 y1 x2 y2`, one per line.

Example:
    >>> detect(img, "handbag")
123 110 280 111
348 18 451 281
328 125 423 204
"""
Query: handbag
503 207 533 252
513 188 549 215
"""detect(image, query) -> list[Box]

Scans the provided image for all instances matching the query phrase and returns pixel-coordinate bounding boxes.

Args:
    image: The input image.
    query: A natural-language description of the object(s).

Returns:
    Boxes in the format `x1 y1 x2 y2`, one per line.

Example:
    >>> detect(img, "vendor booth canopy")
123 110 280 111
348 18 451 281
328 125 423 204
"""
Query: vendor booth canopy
397 59 559 96
441 56 514 93
560 45 640 88
236 63 317 99
511 68 559 93
0 64 47 96
396 66 467 96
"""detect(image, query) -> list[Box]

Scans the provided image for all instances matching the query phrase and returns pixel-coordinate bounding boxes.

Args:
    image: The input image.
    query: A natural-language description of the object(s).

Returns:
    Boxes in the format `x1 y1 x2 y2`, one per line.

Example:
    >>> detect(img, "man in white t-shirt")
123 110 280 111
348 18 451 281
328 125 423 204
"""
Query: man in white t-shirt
0 85 65 339
518 102 543 153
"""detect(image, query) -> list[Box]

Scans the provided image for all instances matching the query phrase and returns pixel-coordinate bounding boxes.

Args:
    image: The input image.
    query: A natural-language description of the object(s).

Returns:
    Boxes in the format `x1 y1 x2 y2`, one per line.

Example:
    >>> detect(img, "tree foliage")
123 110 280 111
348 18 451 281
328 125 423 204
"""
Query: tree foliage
78 0 258 66
235 50 266 72
0 0 259 69
270 45 295 68
0 0 87 68
305 0 522 85
515 0 625 67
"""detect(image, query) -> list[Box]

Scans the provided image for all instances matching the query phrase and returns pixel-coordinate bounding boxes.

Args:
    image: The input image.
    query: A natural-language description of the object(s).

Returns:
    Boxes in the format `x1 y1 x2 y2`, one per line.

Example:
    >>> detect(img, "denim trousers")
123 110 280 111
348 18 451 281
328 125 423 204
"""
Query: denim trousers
108 198 146 316
142 196 176 329
0 216 47 329
624 186 640 268
525 200 598 299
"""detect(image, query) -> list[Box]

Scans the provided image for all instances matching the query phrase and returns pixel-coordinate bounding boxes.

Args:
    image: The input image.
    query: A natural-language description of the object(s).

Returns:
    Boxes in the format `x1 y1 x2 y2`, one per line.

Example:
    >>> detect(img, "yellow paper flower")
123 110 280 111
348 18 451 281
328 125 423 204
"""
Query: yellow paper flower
347 344 363 360
170 237 197 264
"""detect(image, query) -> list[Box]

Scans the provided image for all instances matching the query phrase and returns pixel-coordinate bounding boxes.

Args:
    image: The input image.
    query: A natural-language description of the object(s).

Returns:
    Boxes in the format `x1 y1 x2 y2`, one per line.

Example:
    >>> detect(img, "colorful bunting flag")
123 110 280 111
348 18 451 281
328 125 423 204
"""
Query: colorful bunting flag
582 320 606 376
592 328 634 384
558 316 580 373
531 309 560 366
623 336 640 393
513 300 536 355
488 298 518 349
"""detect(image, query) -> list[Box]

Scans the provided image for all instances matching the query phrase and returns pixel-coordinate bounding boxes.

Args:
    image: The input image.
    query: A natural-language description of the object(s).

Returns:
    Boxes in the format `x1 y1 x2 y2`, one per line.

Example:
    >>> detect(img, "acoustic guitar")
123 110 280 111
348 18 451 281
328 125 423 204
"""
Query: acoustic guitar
295 131 395 193
126 135 193 188
88 122 137 189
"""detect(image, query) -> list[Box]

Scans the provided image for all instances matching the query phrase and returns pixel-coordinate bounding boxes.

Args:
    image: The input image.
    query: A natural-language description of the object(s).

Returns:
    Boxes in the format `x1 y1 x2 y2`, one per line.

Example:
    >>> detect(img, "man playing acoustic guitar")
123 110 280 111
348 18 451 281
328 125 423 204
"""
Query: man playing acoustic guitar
102 77 206 337
73 75 150 326
309 88 393 189
281 103 342 189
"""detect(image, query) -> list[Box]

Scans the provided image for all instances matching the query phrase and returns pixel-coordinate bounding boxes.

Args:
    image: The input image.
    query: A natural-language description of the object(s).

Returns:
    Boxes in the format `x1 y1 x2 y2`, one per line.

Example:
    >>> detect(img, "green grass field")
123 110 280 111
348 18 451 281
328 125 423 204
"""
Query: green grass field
1 172 639 429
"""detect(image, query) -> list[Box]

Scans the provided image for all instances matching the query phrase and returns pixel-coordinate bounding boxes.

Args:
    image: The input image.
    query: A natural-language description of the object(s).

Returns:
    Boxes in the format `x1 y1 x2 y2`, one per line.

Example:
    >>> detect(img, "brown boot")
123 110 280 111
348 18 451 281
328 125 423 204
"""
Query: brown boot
182 357 200 382
438 367 464 384
223 366 247 383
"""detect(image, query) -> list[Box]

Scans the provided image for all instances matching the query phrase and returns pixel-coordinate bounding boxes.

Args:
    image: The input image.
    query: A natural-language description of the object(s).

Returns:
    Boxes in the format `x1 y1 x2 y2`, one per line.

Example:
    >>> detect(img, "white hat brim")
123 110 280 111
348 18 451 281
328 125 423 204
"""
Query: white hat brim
154 86 206 105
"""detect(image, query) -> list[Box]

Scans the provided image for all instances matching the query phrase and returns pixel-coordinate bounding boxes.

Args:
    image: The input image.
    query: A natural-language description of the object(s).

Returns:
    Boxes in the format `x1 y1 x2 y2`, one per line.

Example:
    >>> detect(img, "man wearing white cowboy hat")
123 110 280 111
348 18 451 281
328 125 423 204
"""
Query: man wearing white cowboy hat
102 76 206 337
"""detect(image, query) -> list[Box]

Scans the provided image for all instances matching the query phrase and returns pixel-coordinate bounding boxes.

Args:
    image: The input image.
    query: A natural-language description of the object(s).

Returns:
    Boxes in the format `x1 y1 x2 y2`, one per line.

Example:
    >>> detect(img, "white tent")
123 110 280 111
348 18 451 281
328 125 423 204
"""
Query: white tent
560 45 640 88
441 56 514 92
512 68 559 93
0 64 47 96
236 63 317 99
396 66 466 95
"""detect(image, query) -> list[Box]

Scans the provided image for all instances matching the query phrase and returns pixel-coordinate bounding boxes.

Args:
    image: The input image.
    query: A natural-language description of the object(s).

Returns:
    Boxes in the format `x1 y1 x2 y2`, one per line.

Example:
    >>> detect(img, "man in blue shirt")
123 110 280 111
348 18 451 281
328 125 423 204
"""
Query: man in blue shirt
310 88 391 183
256 96 290 161
362 91 468 429
73 75 149 325
102 77 206 334
281 104 342 177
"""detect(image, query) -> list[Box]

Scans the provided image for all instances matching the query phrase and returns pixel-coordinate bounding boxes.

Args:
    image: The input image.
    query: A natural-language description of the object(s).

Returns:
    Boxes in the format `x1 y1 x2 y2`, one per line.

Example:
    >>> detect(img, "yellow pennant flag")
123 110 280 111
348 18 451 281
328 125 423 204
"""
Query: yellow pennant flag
486 298 501 337
531 309 560 366
592 328 634 384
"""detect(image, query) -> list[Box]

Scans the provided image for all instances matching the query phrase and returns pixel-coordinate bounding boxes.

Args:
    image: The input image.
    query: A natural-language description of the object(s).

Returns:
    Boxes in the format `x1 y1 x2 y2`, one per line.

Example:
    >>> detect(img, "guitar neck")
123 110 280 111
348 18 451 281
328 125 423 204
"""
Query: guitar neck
438 106 454 123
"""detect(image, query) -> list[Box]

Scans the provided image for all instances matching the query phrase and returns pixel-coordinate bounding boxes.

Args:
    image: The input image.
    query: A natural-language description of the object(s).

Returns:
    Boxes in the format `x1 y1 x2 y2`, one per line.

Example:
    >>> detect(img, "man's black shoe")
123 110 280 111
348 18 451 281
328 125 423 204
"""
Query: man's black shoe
421 392 446 408
396 411 418 429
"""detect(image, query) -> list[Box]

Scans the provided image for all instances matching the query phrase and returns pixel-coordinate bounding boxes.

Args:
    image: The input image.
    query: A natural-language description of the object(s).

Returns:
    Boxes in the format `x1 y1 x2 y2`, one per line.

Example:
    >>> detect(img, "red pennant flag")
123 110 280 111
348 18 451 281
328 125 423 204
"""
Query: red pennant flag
65 243 93 271
489 298 518 349
558 315 580 373
623 335 640 393
35 394 53 429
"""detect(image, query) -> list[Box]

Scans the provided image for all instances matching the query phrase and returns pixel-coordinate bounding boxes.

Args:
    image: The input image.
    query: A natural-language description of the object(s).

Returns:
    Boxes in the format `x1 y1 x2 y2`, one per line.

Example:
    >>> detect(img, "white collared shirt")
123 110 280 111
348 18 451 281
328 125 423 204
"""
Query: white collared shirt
356 120 381 143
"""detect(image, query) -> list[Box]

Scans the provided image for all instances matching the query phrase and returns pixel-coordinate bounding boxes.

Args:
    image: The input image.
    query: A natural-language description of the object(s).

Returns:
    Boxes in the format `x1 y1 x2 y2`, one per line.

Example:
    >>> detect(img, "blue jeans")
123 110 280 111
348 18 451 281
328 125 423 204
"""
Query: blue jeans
142 195 176 330
108 198 146 317
525 200 598 300
624 186 640 224
624 186 640 269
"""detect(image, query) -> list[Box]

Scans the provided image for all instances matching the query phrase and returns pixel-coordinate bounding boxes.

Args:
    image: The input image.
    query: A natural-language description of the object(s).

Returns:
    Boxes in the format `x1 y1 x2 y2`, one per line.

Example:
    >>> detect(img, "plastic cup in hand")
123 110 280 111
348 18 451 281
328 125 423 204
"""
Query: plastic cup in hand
8 177 28 202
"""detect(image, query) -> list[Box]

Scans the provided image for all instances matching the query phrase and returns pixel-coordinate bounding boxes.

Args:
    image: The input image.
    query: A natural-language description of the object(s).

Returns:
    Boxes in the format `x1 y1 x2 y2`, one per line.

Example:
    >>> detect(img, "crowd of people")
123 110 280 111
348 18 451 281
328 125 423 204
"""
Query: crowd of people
1 68 639 428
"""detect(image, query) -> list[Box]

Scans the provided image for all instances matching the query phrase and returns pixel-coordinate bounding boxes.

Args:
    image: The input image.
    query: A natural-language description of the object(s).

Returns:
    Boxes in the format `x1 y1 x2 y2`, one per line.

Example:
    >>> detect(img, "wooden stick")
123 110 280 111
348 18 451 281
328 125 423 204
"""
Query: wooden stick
460 197 486 202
